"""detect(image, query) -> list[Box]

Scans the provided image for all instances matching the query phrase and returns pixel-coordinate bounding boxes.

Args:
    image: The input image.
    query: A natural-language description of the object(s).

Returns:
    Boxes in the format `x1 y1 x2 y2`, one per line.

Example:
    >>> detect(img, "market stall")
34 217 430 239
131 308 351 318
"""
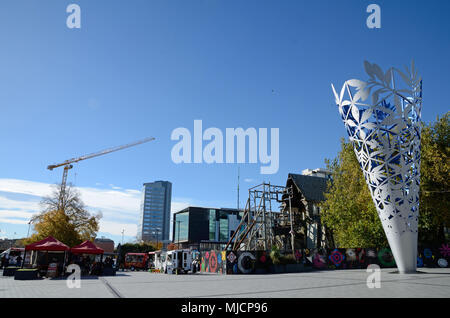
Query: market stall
70 240 104 255
70 240 108 275
24 236 70 278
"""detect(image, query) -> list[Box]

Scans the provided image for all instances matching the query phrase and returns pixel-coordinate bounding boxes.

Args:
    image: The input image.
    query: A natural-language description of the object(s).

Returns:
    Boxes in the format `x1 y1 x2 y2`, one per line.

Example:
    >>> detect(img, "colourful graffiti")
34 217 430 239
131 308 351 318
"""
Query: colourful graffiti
312 249 327 269
437 258 448 268
200 244 450 274
377 248 396 267
201 250 226 273
438 244 450 257
329 249 345 267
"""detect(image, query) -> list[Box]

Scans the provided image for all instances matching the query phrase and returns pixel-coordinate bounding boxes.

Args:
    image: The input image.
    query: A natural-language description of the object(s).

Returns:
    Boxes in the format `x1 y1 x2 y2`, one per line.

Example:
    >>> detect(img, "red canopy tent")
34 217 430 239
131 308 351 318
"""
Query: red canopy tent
23 236 70 273
25 236 70 251
71 241 104 255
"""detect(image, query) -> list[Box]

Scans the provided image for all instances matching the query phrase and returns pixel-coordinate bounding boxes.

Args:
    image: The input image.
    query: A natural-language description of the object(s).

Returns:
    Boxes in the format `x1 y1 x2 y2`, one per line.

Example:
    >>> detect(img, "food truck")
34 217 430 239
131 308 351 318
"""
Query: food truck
124 252 149 271
0 247 25 266
148 250 166 272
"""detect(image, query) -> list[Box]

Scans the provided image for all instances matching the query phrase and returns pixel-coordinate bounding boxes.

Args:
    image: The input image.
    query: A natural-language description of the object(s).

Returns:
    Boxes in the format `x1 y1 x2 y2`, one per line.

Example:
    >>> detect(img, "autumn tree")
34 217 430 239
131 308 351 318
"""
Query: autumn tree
320 139 387 248
419 112 450 244
167 243 178 250
23 184 101 247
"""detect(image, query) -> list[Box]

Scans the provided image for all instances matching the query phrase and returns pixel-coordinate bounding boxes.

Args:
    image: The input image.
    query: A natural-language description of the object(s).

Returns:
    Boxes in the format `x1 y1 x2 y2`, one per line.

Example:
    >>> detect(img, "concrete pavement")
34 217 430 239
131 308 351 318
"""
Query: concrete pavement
1 268 449 298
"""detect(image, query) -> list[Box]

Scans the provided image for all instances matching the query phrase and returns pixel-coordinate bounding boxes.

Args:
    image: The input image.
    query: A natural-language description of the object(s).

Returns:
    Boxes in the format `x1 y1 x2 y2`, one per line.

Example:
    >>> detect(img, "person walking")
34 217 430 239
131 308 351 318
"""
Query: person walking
16 254 23 267
0 254 6 269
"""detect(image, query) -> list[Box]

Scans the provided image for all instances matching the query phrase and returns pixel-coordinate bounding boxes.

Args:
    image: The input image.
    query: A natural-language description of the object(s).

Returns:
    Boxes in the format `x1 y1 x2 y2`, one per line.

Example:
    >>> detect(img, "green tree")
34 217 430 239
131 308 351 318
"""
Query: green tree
419 112 450 244
320 139 387 248
23 184 101 247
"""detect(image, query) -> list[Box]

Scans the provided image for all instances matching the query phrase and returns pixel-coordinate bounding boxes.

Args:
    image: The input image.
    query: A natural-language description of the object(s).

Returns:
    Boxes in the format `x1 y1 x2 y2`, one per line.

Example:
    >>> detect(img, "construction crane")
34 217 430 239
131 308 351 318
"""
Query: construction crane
47 136 155 211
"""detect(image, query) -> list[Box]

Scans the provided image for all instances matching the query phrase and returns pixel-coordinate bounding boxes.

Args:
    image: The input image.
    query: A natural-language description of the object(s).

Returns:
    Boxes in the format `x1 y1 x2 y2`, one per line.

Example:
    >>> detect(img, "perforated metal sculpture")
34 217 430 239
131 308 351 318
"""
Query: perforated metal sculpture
332 61 422 273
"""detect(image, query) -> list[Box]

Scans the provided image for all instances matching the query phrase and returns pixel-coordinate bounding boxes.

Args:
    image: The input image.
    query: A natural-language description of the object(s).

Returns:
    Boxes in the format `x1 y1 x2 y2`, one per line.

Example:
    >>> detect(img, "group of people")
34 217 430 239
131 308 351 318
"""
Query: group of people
69 255 115 276
1 251 116 277
1 254 23 268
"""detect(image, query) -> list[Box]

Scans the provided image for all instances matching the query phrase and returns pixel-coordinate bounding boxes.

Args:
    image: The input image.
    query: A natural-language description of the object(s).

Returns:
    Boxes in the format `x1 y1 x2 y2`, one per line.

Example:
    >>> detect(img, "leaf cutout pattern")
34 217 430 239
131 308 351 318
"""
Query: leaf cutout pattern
331 61 422 238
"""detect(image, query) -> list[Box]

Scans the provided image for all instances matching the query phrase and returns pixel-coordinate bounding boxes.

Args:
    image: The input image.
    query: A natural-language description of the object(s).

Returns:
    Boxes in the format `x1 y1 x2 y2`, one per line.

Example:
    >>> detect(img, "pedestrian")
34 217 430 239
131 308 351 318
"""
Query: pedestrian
9 255 15 267
0 254 6 269
16 254 23 267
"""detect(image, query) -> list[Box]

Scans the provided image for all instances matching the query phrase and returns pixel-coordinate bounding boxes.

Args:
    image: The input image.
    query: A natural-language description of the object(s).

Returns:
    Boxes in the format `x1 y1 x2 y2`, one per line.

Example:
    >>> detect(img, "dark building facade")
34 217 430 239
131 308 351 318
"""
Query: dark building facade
173 207 241 250
283 169 334 249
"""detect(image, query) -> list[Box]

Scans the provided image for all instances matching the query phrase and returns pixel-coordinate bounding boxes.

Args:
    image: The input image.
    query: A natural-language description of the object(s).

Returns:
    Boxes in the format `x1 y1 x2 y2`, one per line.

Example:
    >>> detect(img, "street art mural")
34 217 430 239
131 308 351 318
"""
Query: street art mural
200 245 449 274
200 250 226 274
332 61 422 273
328 249 345 268
225 251 271 274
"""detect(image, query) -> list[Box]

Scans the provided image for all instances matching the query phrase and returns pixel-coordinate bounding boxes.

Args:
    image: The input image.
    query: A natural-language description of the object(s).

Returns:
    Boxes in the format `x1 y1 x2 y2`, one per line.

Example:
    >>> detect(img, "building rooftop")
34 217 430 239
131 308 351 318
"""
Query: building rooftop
94 237 114 243
288 173 330 202
173 206 240 215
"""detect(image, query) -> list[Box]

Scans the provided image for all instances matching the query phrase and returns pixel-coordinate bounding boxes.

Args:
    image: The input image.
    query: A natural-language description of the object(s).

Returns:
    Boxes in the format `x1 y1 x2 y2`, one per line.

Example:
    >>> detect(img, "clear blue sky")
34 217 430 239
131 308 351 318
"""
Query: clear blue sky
0 0 449 244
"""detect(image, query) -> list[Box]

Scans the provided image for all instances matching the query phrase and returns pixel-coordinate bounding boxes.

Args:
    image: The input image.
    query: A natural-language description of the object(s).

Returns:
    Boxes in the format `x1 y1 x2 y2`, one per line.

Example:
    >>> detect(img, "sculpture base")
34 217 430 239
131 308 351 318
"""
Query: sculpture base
386 231 418 274
388 270 425 275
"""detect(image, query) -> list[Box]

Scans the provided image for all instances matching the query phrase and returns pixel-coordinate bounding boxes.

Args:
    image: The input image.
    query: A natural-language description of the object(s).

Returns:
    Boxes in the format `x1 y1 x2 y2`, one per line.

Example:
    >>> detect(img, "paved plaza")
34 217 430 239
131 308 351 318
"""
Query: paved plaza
1 268 449 298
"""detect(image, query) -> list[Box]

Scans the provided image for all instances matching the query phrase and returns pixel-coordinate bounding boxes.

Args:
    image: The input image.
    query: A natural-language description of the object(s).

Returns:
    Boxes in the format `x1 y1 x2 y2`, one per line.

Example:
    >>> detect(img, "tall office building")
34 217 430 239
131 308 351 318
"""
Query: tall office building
137 181 172 243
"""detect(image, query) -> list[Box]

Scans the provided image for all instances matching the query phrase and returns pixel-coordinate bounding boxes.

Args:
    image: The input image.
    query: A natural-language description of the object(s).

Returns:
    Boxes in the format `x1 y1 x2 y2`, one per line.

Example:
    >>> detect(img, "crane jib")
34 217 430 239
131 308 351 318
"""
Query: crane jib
46 137 155 171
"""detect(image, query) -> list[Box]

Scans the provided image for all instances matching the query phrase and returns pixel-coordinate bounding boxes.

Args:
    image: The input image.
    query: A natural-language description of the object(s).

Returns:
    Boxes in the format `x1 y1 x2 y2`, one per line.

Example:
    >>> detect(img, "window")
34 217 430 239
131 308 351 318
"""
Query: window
175 212 189 242
209 209 216 240
219 212 229 241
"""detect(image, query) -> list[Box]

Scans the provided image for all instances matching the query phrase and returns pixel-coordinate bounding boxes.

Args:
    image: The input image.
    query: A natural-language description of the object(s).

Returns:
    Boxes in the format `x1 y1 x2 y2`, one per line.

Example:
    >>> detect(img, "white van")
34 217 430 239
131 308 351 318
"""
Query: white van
164 249 192 274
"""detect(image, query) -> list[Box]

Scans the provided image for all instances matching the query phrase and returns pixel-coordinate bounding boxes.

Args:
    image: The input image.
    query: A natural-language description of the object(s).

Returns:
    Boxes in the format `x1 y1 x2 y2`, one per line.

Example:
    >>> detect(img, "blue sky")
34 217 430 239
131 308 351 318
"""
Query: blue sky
0 0 449 245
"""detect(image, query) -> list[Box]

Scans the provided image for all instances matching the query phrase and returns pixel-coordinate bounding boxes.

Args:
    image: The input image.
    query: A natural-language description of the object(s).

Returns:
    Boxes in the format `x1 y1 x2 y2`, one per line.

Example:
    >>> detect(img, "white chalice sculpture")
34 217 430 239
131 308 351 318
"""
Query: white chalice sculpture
332 61 422 273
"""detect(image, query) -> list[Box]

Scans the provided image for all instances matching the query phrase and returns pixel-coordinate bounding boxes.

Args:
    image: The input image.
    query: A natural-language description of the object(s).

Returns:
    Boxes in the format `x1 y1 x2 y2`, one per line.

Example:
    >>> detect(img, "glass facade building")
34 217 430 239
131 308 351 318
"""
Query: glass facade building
137 181 172 242
173 207 241 249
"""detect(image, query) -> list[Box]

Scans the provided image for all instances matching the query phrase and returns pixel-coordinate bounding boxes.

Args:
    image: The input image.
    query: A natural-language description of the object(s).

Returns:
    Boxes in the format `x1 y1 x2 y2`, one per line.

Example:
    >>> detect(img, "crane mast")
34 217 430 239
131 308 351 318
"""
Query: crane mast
47 137 155 211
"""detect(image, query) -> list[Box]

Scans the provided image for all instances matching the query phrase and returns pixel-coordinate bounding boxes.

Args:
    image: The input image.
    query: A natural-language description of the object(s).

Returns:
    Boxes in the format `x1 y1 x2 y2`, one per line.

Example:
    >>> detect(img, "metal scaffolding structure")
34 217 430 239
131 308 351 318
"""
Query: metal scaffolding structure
225 183 293 251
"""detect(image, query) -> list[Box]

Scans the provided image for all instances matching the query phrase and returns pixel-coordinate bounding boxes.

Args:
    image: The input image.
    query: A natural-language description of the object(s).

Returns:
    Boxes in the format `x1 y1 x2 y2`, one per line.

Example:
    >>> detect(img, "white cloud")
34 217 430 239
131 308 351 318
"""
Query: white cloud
98 220 137 237
0 209 35 219
0 179 53 197
170 200 191 214
0 195 40 213
0 217 28 225
0 179 193 239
